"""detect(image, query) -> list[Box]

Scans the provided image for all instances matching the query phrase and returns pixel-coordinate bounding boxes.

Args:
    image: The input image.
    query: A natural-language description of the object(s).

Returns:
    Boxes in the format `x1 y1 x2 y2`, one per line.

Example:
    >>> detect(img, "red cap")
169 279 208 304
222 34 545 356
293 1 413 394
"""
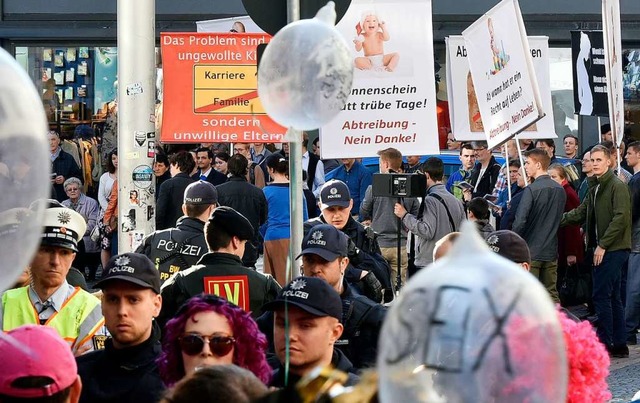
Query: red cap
0 325 77 398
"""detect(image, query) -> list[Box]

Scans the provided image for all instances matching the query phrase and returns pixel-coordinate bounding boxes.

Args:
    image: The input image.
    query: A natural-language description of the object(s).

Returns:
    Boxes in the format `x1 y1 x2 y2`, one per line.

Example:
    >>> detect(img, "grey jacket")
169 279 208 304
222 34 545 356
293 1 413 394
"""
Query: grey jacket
402 183 466 267
512 175 566 261
360 185 420 248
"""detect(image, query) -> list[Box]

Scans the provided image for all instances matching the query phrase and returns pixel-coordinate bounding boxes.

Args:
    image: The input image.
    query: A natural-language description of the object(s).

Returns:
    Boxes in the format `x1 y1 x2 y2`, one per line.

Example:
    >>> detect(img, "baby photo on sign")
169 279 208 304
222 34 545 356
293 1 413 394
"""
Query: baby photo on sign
353 10 399 73
487 17 510 76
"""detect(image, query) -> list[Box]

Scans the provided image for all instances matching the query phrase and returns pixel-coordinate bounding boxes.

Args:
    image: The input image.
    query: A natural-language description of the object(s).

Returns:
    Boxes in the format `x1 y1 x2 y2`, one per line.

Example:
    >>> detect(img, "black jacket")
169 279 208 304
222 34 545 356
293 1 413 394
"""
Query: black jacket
76 323 164 403
52 149 82 202
216 176 268 267
470 156 502 198
191 169 227 186
304 216 393 299
155 171 171 199
158 252 280 326
156 172 195 230
335 281 386 370
135 216 208 284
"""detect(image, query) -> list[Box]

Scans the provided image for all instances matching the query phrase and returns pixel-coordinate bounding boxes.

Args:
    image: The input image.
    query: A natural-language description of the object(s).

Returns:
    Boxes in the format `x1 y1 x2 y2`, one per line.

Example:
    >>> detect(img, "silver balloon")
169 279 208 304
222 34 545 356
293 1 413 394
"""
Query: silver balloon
378 222 567 402
258 1 354 130
0 48 50 291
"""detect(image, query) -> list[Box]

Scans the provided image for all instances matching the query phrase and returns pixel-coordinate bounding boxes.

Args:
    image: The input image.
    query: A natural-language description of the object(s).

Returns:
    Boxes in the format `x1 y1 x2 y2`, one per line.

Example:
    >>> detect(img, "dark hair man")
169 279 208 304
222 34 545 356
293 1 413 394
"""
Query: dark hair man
77 253 165 403
0 325 83 402
216 154 268 269
192 147 226 186
262 277 359 389
49 131 82 202
562 144 631 357
601 140 632 183
446 143 476 200
601 123 613 143
158 206 280 326
512 148 566 303
156 151 196 230
0 202 105 356
154 153 171 195
467 197 494 239
360 147 420 289
535 139 558 164
563 134 579 159
624 141 640 345
137 181 217 284
394 157 466 270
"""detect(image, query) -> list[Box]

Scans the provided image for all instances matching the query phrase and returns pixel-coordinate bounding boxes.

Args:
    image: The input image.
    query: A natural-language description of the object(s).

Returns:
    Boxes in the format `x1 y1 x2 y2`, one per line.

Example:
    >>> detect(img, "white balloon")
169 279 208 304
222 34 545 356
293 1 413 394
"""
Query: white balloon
378 222 567 403
258 1 354 130
0 48 50 291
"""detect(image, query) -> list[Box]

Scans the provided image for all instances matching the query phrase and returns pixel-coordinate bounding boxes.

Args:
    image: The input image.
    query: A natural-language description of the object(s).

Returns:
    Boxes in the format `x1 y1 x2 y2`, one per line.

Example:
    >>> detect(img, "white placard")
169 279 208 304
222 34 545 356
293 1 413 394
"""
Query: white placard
319 0 439 158
603 0 624 146
461 0 544 149
196 16 265 34
447 36 556 142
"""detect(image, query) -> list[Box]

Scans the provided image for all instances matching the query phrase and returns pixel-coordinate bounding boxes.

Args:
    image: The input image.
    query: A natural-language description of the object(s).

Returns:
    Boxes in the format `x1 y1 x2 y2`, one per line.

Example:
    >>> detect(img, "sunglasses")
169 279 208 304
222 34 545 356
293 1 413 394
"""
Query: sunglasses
179 334 235 357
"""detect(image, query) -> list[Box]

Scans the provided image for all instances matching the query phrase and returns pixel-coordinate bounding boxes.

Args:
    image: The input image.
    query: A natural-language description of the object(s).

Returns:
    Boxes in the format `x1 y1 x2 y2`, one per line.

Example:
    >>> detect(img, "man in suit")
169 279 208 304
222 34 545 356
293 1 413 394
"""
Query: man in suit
156 151 195 230
192 147 227 186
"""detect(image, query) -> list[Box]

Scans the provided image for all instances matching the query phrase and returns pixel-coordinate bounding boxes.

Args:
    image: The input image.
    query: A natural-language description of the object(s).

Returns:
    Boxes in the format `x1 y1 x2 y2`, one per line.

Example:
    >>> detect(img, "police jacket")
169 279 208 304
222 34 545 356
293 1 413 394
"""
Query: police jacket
136 216 208 284
77 322 165 403
336 281 386 370
156 172 195 230
158 252 280 327
304 216 393 298
216 176 268 267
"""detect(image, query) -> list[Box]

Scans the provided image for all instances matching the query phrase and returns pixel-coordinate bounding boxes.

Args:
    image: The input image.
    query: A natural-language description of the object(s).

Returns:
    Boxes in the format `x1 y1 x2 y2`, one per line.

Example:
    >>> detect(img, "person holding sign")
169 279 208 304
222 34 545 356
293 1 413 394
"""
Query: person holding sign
353 11 399 72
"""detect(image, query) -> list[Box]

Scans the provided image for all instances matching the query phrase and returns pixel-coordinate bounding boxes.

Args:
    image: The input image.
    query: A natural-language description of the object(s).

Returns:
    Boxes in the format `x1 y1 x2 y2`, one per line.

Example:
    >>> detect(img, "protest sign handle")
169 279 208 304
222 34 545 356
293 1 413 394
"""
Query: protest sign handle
504 144 512 201
515 138 528 186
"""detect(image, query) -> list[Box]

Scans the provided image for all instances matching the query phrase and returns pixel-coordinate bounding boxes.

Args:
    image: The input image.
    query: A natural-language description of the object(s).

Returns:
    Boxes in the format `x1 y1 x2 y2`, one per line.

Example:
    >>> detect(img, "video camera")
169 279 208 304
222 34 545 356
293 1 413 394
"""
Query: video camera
372 173 426 198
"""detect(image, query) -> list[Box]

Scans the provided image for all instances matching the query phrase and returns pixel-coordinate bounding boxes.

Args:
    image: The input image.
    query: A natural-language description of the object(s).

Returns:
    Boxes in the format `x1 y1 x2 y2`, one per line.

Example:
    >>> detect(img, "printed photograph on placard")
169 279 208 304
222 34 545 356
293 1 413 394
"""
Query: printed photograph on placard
43 49 53 61
54 52 64 67
79 47 89 59
77 61 88 76
65 68 75 83
66 48 76 62
53 71 64 85
353 11 400 75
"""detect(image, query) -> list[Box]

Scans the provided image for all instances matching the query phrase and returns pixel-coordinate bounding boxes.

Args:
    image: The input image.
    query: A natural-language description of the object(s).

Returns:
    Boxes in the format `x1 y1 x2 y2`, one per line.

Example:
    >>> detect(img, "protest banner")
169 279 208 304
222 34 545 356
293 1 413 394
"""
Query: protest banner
447 35 555 142
570 30 609 117
461 0 544 149
319 0 439 158
603 0 624 146
197 16 265 34
160 33 285 144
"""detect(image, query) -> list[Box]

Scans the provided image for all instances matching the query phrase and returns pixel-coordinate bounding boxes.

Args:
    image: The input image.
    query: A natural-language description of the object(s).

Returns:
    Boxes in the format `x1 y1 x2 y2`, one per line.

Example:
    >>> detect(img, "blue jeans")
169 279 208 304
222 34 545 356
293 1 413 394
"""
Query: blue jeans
592 250 628 346
625 252 640 339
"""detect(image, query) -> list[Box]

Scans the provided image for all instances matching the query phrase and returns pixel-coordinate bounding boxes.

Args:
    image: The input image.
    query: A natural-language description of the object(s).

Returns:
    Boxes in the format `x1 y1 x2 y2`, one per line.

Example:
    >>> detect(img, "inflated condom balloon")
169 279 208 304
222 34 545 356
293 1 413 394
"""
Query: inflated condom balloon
258 1 354 130
0 48 50 292
377 221 568 403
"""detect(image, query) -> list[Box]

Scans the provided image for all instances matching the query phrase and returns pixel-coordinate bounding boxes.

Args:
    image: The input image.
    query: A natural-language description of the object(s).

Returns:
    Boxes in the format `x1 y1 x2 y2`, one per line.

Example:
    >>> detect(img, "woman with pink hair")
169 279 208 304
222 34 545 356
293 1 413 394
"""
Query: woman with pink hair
157 294 271 386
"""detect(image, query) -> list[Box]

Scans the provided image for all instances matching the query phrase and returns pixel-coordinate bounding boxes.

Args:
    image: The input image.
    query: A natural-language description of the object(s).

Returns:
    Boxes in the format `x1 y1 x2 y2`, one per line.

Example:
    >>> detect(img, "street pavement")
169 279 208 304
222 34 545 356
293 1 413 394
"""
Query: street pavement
609 344 640 402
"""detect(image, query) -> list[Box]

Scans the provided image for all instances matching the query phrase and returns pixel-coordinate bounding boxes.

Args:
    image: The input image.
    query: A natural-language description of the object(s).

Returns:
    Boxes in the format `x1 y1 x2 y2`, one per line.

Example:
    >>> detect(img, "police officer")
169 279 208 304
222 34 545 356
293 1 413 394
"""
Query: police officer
299 224 386 370
304 180 393 302
158 206 280 326
0 201 106 355
136 181 215 284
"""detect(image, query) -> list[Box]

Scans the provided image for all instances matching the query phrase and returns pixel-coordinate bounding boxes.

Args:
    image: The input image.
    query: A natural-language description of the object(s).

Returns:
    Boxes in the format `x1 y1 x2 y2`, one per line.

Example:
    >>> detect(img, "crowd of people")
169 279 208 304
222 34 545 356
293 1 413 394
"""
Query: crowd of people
2 124 640 401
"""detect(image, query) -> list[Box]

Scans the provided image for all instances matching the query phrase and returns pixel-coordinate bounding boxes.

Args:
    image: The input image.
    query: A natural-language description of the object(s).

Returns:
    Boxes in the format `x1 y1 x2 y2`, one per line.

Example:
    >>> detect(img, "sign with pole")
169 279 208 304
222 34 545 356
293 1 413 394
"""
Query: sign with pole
570 30 609 117
602 0 624 147
447 35 555 142
461 0 544 150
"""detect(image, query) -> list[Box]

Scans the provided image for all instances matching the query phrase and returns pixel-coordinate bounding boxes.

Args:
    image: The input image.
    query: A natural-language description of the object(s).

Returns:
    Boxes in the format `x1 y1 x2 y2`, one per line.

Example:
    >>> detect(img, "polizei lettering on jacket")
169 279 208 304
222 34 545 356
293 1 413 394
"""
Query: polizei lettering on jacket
156 239 202 256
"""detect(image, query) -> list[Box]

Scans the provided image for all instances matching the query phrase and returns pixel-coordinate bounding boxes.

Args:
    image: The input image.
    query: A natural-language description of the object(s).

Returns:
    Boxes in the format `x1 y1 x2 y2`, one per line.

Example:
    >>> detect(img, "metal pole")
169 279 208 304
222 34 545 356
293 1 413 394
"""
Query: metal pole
117 0 156 253
504 143 511 201
515 139 528 187
285 0 303 284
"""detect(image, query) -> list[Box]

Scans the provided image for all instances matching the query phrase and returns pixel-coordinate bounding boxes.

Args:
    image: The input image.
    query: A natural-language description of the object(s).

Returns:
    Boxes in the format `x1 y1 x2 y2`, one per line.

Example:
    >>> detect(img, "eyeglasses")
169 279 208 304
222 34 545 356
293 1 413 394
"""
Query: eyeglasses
179 334 235 357
65 188 79 192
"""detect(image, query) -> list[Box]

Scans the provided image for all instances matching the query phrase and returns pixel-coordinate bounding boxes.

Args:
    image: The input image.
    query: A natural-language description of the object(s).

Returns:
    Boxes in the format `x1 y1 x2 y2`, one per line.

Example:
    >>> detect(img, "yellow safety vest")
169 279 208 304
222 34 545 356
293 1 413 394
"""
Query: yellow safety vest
2 286 104 349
